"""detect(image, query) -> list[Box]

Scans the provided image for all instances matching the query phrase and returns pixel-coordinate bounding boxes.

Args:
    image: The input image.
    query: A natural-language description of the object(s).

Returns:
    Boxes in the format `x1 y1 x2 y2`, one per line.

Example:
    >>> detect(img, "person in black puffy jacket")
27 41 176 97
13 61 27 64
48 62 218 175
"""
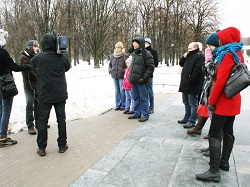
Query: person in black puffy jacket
31 33 70 156
128 37 154 122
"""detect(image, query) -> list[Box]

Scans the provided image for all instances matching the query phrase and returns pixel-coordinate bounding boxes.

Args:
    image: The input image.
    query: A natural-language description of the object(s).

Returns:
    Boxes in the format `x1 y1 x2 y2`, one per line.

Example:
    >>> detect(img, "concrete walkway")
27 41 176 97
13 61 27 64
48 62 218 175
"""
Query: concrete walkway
1 89 250 187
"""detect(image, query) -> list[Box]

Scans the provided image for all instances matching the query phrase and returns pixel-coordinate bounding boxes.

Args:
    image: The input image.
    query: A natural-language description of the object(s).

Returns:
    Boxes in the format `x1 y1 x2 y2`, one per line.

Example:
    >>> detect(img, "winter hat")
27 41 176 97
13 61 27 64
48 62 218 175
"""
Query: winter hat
0 29 8 47
126 56 132 64
205 33 219 47
217 27 241 45
145 38 151 44
26 40 39 56
115 42 123 49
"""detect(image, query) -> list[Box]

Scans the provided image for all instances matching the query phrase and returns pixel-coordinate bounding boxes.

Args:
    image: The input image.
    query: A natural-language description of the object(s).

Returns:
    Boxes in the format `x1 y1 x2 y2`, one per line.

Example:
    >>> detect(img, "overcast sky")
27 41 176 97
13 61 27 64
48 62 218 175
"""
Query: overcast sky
218 0 249 37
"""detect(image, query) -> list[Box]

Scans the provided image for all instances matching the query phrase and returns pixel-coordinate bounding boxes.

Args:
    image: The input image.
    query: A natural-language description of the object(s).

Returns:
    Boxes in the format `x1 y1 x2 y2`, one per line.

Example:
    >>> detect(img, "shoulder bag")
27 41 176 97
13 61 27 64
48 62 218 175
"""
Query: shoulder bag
0 73 18 98
224 62 250 98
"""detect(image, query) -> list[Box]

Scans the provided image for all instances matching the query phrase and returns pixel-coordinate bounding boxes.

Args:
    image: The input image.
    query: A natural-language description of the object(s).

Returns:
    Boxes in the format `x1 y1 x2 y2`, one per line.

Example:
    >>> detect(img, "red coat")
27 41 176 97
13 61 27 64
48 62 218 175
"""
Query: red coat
208 27 244 116
123 67 132 90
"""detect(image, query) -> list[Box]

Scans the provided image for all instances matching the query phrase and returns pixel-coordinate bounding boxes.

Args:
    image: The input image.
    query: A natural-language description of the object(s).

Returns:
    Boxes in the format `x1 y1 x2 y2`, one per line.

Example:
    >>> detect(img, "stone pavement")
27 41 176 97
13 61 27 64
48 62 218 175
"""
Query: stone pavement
70 87 250 187
1 89 250 187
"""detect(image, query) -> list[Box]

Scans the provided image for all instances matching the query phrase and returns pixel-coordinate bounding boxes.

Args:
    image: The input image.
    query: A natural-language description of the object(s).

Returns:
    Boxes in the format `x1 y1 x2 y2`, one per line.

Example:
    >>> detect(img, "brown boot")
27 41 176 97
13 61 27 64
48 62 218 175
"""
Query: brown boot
204 134 209 139
187 116 208 135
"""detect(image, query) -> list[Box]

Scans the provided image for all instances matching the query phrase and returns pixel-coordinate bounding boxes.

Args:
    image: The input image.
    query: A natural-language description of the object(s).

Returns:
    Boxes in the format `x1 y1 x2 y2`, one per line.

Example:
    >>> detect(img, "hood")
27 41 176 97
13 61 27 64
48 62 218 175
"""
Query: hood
217 27 241 45
40 33 57 51
132 37 145 50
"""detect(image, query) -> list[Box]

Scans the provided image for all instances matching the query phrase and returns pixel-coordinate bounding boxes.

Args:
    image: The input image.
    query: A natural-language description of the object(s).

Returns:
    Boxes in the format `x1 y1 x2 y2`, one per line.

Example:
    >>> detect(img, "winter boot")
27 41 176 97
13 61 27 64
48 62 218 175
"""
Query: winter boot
219 132 235 171
200 147 209 152
187 116 208 135
196 137 221 182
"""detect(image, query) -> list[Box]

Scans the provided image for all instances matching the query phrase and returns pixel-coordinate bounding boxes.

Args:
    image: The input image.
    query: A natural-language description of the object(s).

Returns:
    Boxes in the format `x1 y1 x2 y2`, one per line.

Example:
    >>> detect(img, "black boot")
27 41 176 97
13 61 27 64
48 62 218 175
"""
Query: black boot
196 137 221 182
219 132 235 171
187 116 208 135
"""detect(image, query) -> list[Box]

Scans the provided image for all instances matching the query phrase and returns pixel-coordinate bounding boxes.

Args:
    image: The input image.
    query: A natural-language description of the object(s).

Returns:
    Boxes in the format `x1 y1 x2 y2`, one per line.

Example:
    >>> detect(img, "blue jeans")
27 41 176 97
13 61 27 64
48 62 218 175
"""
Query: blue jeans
131 83 149 119
124 90 132 111
0 98 13 138
148 78 154 109
113 78 125 109
182 93 198 124
24 89 38 129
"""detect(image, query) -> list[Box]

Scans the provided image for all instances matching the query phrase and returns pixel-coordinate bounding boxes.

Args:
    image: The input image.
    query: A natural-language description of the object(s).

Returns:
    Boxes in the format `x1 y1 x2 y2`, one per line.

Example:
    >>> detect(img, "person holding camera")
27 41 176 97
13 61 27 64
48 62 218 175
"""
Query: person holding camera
31 33 70 156
19 40 40 135
0 29 32 147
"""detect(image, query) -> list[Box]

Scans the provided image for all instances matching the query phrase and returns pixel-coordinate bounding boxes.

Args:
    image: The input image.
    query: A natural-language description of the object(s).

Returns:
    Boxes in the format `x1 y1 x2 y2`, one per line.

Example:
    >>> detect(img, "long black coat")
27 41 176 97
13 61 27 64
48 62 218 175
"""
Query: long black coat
31 34 70 103
178 48 205 95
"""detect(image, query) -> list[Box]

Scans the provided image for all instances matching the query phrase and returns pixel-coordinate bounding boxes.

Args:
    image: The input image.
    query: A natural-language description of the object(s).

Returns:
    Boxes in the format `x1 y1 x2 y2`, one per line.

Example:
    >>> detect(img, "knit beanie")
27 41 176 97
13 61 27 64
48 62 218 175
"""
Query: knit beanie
115 42 123 49
145 38 151 44
205 33 219 47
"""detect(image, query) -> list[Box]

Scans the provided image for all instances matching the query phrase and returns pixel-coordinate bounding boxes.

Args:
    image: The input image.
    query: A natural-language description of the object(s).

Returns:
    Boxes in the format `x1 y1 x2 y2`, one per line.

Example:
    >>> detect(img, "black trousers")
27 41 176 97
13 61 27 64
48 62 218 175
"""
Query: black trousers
209 113 235 142
37 101 67 149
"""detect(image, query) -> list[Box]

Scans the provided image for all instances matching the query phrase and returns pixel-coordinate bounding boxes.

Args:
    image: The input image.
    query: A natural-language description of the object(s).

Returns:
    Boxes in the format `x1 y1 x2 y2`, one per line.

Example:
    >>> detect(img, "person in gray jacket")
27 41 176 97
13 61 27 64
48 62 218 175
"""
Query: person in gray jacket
128 37 154 122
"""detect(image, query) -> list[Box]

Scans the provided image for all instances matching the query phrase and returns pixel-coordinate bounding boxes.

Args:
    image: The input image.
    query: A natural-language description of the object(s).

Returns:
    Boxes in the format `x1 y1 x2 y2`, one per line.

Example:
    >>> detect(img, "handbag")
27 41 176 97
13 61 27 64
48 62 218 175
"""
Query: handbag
196 104 209 118
224 62 250 98
0 73 18 98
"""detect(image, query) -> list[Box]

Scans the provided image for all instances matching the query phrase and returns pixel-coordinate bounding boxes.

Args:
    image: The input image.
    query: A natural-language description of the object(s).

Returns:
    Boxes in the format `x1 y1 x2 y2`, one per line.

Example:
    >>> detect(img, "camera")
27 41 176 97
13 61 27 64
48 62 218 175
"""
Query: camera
52 31 68 54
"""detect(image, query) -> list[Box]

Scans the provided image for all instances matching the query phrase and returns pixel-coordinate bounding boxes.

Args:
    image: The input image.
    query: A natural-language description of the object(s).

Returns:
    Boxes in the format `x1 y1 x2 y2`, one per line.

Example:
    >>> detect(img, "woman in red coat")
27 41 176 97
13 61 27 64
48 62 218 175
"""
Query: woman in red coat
196 27 244 182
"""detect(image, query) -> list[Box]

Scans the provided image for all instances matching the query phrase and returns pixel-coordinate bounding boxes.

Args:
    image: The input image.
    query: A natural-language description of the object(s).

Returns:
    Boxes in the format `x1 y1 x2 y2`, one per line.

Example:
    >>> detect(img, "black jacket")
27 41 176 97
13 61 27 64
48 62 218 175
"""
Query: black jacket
178 48 205 95
145 45 158 68
0 47 30 76
31 33 70 103
128 37 155 84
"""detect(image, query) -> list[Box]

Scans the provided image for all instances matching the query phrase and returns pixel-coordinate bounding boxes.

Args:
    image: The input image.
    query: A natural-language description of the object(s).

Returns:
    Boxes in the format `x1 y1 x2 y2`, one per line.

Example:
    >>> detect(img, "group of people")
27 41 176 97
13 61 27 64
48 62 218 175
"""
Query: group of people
0 29 70 157
178 27 244 182
109 37 158 122
0 26 245 182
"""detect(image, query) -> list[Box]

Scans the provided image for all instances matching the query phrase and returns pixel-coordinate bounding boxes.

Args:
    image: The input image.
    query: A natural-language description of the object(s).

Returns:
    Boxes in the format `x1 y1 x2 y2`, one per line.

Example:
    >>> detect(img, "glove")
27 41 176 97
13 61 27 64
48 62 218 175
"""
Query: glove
138 78 145 84
127 46 134 54
26 64 34 71
208 104 215 111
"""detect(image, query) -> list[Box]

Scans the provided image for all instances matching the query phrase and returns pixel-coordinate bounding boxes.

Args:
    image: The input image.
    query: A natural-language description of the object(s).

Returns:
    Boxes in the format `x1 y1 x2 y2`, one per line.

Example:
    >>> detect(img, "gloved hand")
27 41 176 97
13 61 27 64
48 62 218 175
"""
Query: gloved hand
26 64 34 71
138 78 145 84
208 104 215 111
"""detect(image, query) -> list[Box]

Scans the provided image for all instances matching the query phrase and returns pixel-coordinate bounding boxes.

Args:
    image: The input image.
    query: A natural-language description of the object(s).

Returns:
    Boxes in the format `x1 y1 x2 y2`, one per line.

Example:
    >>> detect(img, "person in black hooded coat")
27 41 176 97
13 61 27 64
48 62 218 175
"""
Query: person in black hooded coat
31 33 70 156
128 37 154 122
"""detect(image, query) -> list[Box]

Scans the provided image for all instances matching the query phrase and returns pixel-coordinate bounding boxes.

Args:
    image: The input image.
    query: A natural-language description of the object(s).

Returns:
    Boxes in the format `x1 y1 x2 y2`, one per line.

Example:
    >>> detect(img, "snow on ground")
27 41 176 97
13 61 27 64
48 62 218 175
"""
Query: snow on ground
9 60 182 134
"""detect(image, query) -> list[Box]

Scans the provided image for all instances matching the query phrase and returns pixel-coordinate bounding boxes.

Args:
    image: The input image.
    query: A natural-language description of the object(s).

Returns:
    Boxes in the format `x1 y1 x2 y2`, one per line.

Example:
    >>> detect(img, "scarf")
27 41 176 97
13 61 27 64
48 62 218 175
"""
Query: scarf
114 51 123 58
215 42 243 63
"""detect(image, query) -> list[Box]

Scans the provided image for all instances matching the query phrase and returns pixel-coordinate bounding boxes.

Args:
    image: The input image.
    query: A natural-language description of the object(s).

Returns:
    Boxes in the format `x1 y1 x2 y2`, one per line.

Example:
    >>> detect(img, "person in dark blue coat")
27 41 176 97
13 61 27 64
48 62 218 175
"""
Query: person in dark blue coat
31 33 70 156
